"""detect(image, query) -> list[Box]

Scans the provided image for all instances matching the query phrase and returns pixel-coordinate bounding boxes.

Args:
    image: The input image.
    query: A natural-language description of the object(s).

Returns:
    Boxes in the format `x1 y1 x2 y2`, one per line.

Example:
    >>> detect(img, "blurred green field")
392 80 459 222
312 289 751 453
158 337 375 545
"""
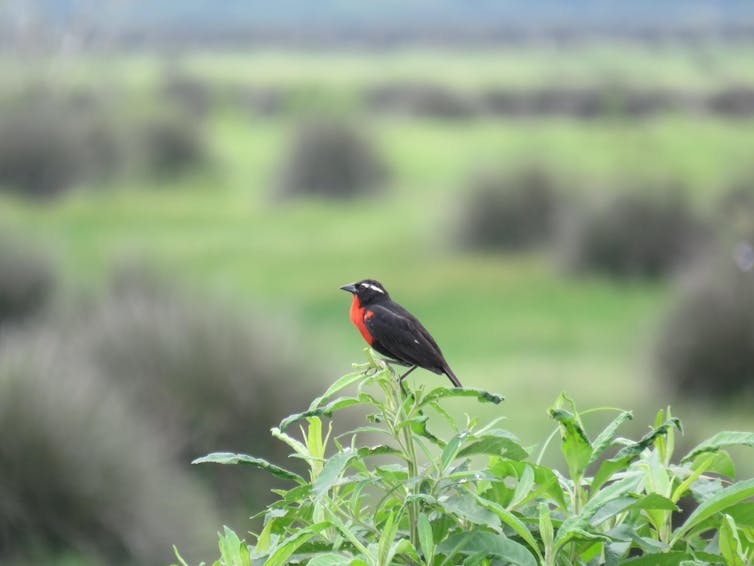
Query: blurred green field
3 63 754 453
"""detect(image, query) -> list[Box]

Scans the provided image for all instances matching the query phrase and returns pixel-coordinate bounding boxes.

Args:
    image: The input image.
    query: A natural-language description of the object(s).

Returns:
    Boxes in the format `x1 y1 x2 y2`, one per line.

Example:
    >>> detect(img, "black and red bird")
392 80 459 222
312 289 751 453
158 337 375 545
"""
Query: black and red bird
340 278 462 388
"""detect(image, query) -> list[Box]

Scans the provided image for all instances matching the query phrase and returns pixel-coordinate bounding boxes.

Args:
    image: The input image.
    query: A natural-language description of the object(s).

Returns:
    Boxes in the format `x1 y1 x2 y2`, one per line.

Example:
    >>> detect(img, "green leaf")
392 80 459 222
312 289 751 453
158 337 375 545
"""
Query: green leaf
265 523 329 566
313 449 356 497
310 371 366 409
305 553 354 566
192 452 304 483
442 492 501 530
671 477 754 546
417 513 434 563
628 493 680 512
436 531 536 566
539 502 554 564
549 396 592 480
720 514 745 566
377 511 400 565
280 396 365 431
471 494 544 562
457 431 528 461
218 526 250 566
422 386 504 405
682 431 754 463
620 551 696 565
589 410 633 464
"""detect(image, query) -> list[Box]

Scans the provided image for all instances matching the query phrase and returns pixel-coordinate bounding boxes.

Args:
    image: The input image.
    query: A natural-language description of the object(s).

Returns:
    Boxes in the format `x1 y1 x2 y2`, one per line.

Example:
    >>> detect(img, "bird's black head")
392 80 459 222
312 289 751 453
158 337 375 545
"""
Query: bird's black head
339 278 390 305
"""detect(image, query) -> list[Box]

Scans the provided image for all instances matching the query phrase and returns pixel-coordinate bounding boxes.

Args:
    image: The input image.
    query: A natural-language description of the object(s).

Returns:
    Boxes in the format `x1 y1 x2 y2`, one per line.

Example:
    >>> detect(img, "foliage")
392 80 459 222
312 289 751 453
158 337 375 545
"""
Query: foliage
0 90 122 197
181 353 754 565
457 165 562 250
0 229 56 326
0 327 218 565
73 265 324 518
558 188 705 278
277 119 388 199
135 110 209 177
655 252 754 399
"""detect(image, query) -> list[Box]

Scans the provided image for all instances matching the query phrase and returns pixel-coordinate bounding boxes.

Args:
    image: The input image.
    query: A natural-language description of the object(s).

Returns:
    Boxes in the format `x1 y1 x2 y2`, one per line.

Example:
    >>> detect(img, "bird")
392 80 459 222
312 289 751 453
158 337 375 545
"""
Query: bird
339 278 462 388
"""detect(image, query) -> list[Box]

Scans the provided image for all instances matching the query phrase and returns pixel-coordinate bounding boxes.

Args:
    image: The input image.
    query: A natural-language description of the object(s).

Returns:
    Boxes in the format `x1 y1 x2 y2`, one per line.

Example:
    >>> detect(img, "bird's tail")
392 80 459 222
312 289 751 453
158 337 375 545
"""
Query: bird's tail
443 365 463 388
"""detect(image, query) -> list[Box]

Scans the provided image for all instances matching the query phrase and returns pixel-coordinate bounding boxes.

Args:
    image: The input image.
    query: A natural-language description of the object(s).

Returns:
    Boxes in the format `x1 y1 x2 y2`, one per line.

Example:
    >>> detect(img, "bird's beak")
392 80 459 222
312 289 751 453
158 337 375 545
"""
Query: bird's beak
339 282 358 293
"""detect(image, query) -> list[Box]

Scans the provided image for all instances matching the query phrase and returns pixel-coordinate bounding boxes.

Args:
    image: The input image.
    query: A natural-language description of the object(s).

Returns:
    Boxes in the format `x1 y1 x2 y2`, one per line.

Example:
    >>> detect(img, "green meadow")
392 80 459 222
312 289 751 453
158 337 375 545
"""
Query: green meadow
2 46 754 453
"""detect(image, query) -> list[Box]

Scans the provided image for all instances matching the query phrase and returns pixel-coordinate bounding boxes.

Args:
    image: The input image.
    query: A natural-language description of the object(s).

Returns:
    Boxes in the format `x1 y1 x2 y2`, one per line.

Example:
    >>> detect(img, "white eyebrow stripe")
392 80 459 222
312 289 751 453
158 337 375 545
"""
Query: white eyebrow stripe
363 283 384 293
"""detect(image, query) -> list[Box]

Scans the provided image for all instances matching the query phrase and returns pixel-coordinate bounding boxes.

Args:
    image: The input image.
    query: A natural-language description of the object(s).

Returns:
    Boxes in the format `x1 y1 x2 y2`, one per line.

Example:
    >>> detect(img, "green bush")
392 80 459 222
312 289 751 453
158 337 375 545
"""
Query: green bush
135 111 208 177
655 253 754 400
457 165 562 251
75 266 324 516
0 230 56 326
277 119 388 199
558 189 704 278
180 354 754 566
0 328 218 565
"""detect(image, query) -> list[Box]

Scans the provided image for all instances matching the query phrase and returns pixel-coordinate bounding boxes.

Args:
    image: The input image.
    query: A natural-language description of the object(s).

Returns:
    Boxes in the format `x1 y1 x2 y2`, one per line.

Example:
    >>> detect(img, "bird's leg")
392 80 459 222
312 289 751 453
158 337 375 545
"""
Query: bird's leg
398 365 418 396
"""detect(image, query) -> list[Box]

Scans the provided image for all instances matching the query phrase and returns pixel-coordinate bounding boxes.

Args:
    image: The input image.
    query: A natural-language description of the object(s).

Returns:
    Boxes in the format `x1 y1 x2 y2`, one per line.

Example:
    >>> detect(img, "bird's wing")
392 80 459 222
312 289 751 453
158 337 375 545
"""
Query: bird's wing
364 303 446 371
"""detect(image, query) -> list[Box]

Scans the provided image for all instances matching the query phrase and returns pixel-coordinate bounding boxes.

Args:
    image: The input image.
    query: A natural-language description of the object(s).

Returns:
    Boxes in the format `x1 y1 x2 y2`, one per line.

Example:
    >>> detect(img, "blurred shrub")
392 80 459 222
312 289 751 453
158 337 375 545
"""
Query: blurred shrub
457 165 561 250
75 266 323 510
482 85 676 118
558 188 704 278
365 82 478 118
238 85 288 115
278 119 388 198
135 111 208 177
655 253 754 399
708 85 754 116
0 329 217 565
0 231 56 326
161 73 213 117
0 95 114 197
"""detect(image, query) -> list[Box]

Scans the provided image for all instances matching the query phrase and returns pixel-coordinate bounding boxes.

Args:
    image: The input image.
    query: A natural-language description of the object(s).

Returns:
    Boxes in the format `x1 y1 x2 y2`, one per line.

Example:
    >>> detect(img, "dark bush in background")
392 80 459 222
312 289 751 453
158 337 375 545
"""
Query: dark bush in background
708 85 754 116
0 95 113 197
365 82 478 118
457 165 562 250
655 253 754 399
0 231 56 326
278 119 388 198
73 266 324 513
0 329 218 565
135 111 208 178
237 85 288 115
557 188 704 278
161 72 213 117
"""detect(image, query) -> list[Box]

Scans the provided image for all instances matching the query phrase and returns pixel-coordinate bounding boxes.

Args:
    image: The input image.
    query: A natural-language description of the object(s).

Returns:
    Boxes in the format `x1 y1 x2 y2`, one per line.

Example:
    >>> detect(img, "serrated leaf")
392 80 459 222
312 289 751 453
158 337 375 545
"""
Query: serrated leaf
192 452 304 483
682 431 754 463
436 531 536 566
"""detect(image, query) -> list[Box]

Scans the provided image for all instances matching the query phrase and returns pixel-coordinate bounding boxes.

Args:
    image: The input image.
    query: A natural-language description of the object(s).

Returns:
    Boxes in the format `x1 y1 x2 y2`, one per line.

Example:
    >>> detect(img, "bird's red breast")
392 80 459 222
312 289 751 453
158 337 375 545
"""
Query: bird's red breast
349 294 374 344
